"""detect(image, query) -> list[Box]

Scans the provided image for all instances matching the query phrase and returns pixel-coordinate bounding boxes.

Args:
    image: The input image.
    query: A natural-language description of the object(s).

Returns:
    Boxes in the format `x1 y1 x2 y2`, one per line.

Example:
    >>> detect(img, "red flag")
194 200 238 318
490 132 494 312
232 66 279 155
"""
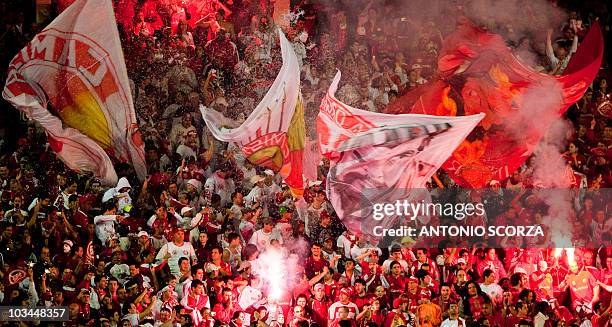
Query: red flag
386 18 603 188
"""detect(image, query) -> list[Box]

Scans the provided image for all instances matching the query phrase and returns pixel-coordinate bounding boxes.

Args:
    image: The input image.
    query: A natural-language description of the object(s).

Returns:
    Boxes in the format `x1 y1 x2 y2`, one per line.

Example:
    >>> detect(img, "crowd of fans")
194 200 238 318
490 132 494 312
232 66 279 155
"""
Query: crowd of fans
0 0 611 326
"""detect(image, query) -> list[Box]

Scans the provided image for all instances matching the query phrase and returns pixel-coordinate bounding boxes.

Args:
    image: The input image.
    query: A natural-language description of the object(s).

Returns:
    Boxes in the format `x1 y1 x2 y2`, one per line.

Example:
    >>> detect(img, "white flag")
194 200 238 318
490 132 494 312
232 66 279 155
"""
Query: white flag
202 29 305 196
317 71 484 237
3 0 146 185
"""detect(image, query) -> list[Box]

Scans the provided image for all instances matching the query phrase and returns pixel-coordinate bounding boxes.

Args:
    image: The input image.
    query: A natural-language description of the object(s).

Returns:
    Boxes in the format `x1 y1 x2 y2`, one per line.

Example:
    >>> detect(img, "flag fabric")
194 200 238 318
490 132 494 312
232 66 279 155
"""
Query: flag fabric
202 30 305 197
6 268 28 286
303 136 321 183
2 0 147 185
84 240 95 265
386 18 603 188
57 0 77 13
317 71 483 236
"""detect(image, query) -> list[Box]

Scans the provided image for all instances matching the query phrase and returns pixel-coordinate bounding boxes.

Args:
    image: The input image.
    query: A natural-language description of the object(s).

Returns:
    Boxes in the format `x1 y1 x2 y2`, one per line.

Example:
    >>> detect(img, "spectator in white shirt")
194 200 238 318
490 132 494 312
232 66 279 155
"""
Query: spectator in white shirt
382 247 410 275
533 301 551 327
440 302 466 327
238 274 268 313
94 201 124 245
546 26 578 76
156 229 197 277
248 217 283 250
336 230 357 259
479 269 504 305
350 235 381 261
244 175 266 207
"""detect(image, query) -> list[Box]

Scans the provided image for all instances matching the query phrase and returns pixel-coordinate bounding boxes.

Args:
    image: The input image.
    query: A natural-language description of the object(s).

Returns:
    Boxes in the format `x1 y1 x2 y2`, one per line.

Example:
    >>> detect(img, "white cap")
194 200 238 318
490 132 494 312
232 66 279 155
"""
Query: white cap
63 240 74 248
308 180 323 187
137 231 149 238
514 267 527 275
264 169 275 176
187 179 202 192
180 207 194 215
250 175 266 184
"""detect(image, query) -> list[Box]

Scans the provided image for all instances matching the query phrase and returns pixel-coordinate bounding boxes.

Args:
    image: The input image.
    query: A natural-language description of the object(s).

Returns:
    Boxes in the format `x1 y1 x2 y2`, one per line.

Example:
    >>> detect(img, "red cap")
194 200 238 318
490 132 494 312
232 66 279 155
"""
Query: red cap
393 297 408 309
339 287 352 297
408 276 418 283
79 194 97 206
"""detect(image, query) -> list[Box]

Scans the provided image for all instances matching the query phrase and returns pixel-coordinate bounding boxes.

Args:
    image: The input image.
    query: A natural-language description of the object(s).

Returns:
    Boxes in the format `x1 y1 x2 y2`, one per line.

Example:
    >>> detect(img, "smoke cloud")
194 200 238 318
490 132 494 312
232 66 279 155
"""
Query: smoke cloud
311 0 568 64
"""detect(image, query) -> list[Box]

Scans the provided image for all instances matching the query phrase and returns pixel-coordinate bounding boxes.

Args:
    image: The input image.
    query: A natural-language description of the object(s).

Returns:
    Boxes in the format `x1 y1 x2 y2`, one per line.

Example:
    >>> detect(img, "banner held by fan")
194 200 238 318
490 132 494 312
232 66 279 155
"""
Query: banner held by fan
318 71 483 240
386 18 603 188
201 29 305 197
2 0 147 185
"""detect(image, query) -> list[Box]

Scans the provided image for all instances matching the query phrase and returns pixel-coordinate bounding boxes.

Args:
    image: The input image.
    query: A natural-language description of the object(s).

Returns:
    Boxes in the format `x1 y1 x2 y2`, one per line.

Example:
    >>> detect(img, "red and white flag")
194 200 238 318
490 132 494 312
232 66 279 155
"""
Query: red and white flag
202 30 305 197
84 240 95 265
2 0 147 185
6 268 28 286
317 72 483 236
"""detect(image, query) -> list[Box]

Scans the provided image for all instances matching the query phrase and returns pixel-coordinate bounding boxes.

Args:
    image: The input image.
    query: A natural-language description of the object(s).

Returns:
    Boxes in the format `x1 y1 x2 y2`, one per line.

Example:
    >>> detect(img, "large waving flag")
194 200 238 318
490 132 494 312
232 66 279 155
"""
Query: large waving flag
2 0 147 185
202 30 305 197
386 18 603 188
318 71 483 237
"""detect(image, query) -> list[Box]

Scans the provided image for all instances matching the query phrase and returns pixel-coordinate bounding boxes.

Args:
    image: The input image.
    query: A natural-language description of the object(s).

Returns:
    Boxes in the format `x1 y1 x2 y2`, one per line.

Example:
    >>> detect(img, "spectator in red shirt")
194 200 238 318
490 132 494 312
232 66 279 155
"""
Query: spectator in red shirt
463 281 489 320
383 296 413 327
329 306 356 327
205 29 238 81
477 248 508 283
213 287 236 325
352 279 369 311
362 257 387 293
311 283 331 327
560 260 601 311
483 300 503 326
356 296 385 327
504 301 532 327
591 300 612 327
405 276 422 313
385 261 407 304
411 248 439 282
305 242 330 279
433 283 454 319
